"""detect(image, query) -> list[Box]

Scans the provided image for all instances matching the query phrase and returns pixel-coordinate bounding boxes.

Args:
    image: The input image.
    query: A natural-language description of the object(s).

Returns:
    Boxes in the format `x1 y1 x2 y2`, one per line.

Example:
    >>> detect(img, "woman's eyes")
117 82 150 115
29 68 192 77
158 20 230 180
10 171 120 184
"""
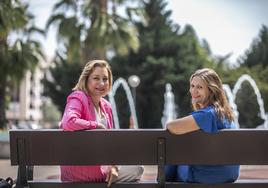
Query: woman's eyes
93 77 108 82
191 85 203 89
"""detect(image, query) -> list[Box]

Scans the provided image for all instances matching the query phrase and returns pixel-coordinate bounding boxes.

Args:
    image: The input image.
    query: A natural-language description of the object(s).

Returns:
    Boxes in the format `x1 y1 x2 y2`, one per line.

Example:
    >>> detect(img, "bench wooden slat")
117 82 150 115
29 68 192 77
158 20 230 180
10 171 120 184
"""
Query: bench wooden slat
167 129 268 165
9 129 268 188
167 182 268 188
28 181 268 188
10 129 163 165
29 182 159 188
10 129 268 165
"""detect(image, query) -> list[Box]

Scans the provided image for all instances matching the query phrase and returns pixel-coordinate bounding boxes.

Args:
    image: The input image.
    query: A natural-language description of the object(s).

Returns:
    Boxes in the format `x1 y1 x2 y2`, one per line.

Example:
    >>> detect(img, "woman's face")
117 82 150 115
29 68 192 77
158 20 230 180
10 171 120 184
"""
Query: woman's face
189 76 210 108
87 66 110 98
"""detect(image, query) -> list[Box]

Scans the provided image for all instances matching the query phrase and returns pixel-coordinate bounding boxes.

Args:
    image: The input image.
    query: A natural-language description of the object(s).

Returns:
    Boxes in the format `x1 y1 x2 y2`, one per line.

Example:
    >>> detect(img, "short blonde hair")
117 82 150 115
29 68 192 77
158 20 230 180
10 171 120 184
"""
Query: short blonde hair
73 60 113 93
190 68 234 122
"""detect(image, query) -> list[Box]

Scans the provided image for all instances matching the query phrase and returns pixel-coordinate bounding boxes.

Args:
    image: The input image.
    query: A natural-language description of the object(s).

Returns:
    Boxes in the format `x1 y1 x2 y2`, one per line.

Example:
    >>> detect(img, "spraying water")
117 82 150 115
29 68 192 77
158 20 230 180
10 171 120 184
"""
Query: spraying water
161 83 177 128
109 75 267 130
223 84 239 128
223 74 267 128
108 78 138 129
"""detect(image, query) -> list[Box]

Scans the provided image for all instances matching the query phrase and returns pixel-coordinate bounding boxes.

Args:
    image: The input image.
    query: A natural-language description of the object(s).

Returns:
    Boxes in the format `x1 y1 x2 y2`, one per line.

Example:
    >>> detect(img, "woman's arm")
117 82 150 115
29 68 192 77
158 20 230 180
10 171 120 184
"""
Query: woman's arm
166 115 200 135
60 97 98 131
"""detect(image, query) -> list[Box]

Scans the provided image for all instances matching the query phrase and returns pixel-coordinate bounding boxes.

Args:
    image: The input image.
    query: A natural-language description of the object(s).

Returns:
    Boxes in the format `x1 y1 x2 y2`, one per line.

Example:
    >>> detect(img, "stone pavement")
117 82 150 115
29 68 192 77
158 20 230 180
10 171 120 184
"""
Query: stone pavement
1 159 268 181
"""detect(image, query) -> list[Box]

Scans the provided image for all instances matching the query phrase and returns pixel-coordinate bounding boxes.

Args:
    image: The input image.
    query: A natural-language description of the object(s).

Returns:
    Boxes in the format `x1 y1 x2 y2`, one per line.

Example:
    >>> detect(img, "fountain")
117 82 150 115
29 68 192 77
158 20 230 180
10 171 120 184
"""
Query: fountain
223 74 268 129
109 79 177 129
109 74 267 130
222 84 239 128
161 83 177 128
108 78 138 129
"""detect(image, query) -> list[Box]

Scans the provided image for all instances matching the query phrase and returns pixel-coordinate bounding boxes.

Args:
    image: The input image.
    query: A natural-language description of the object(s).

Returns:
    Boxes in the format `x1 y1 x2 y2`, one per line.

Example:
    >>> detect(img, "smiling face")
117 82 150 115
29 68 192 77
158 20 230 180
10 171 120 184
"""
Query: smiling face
189 76 210 109
87 66 110 99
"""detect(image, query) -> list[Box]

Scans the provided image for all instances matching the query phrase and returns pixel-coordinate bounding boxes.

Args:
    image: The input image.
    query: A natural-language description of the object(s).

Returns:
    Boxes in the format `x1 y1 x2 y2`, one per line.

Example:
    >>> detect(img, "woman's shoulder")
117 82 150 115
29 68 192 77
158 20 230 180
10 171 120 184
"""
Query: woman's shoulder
192 106 215 115
100 97 112 109
67 90 88 102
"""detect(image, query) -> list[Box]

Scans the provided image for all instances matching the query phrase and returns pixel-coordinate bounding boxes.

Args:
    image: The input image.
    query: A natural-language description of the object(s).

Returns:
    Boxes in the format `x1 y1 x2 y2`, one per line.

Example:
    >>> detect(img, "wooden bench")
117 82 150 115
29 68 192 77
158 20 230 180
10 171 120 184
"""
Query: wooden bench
9 129 268 188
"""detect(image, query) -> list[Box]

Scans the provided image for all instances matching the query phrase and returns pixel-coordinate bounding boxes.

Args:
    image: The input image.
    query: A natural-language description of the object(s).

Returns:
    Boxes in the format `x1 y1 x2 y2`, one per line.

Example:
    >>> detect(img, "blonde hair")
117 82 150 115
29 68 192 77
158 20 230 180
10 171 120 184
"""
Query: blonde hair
190 68 234 122
73 60 113 93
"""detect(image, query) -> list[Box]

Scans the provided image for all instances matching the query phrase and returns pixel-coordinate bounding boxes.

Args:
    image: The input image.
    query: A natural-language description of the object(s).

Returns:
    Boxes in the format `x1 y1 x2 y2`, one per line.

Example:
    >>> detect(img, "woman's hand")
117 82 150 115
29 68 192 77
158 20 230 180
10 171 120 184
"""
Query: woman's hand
105 166 119 187
96 123 106 129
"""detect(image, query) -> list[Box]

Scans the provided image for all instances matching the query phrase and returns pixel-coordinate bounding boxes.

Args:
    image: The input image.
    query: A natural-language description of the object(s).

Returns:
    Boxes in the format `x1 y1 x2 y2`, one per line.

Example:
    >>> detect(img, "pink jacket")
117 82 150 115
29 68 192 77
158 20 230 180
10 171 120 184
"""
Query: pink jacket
59 90 113 182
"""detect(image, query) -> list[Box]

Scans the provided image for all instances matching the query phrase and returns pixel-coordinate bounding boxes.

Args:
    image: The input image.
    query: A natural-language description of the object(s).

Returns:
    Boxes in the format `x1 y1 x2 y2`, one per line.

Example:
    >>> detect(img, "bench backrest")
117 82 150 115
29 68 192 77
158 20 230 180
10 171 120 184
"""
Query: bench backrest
9 129 268 188
10 129 268 166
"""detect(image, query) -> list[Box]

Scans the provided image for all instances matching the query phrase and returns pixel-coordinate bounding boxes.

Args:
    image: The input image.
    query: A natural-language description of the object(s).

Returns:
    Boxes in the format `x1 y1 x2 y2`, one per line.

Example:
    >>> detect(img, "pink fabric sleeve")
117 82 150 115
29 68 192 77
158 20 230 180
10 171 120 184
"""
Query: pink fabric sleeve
61 96 98 131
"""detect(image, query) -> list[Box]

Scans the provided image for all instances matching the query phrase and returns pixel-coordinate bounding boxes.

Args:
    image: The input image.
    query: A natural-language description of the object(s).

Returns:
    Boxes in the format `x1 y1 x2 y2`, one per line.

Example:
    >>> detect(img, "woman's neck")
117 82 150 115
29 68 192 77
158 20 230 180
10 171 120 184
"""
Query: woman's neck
91 96 101 110
193 102 209 110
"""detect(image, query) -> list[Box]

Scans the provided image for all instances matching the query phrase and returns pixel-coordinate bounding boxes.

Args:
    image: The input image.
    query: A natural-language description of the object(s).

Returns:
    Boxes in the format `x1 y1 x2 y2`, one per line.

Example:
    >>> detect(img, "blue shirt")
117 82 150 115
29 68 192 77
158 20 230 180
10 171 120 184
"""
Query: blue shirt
192 105 237 133
186 106 240 183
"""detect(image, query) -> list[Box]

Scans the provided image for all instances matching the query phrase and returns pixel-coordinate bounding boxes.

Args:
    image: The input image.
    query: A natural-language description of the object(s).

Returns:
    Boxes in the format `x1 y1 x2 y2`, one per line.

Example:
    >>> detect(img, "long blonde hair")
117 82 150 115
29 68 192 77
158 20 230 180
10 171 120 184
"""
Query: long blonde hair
190 68 234 122
73 60 113 93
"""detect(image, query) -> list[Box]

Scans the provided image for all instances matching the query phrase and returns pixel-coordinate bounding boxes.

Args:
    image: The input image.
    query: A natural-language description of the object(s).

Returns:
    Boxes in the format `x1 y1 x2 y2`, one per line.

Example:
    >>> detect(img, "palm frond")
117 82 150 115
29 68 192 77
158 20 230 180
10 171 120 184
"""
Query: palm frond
53 0 76 12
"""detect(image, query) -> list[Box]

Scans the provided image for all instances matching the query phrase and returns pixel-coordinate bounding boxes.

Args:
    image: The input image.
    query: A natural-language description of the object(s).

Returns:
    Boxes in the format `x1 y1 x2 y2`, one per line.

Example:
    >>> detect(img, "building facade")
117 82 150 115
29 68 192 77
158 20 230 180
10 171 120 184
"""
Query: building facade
6 61 46 128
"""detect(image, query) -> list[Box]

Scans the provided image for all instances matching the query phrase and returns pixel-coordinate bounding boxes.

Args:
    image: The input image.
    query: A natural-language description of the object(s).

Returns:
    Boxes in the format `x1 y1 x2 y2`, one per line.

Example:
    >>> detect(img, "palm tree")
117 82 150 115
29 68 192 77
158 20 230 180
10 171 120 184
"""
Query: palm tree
46 0 141 62
0 0 44 129
43 0 143 113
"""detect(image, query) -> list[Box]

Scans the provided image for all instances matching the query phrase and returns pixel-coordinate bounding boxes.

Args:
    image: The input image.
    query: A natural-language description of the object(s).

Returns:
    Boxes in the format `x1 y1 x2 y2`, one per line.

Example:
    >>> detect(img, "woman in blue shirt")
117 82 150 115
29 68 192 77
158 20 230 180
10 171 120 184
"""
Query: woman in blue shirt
165 68 240 183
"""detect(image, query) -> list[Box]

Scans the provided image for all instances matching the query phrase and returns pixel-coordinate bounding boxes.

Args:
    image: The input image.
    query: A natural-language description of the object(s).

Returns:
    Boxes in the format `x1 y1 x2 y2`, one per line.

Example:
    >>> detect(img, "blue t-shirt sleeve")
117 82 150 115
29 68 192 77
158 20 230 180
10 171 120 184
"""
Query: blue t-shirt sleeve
191 108 218 133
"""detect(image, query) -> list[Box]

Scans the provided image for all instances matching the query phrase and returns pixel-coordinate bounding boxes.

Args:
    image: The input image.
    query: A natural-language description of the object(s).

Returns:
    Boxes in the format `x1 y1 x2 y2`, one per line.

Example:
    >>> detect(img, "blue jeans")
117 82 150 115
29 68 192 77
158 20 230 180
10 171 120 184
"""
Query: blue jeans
165 164 240 183
165 165 189 182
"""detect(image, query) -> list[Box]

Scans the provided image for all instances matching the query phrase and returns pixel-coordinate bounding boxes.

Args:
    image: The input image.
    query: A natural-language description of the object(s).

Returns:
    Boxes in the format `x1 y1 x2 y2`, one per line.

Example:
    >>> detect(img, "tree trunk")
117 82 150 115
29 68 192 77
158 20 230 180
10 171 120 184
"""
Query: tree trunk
83 0 108 61
0 36 8 129
98 0 107 13
0 79 7 129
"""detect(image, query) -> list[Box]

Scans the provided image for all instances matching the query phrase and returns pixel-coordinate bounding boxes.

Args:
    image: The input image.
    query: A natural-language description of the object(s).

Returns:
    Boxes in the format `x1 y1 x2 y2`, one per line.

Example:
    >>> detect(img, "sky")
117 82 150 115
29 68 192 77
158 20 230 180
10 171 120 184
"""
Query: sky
28 0 268 64
167 0 268 63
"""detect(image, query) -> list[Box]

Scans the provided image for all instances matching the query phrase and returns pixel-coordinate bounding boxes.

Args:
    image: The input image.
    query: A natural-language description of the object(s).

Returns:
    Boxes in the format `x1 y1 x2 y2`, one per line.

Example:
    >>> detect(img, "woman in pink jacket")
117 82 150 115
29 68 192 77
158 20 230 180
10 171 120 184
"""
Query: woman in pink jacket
60 60 143 186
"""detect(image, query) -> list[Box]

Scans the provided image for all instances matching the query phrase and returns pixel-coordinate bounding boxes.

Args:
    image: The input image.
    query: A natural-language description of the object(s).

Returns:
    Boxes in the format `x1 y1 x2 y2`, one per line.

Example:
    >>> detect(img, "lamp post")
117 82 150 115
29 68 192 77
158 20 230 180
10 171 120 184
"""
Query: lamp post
128 75 140 106
128 75 140 129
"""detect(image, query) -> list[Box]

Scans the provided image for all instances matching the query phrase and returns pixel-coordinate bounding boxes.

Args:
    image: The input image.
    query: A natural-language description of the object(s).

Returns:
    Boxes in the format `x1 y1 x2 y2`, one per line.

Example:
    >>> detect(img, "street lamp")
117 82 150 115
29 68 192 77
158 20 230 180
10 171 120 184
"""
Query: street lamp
128 75 140 106
128 75 140 129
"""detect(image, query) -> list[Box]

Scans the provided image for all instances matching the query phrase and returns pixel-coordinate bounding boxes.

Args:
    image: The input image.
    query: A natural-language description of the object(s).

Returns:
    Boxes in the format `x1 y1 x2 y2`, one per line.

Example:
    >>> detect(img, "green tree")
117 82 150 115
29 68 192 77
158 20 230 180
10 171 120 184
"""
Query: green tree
241 25 268 68
46 0 140 61
42 54 83 113
235 81 264 128
44 0 142 113
250 66 268 114
41 101 61 128
111 0 211 128
0 0 44 129
237 25 268 128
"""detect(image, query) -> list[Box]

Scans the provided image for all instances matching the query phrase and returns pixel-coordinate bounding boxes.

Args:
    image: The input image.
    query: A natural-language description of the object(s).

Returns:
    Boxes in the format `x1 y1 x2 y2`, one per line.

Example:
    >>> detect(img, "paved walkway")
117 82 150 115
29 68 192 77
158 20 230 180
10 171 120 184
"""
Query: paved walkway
1 160 268 181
